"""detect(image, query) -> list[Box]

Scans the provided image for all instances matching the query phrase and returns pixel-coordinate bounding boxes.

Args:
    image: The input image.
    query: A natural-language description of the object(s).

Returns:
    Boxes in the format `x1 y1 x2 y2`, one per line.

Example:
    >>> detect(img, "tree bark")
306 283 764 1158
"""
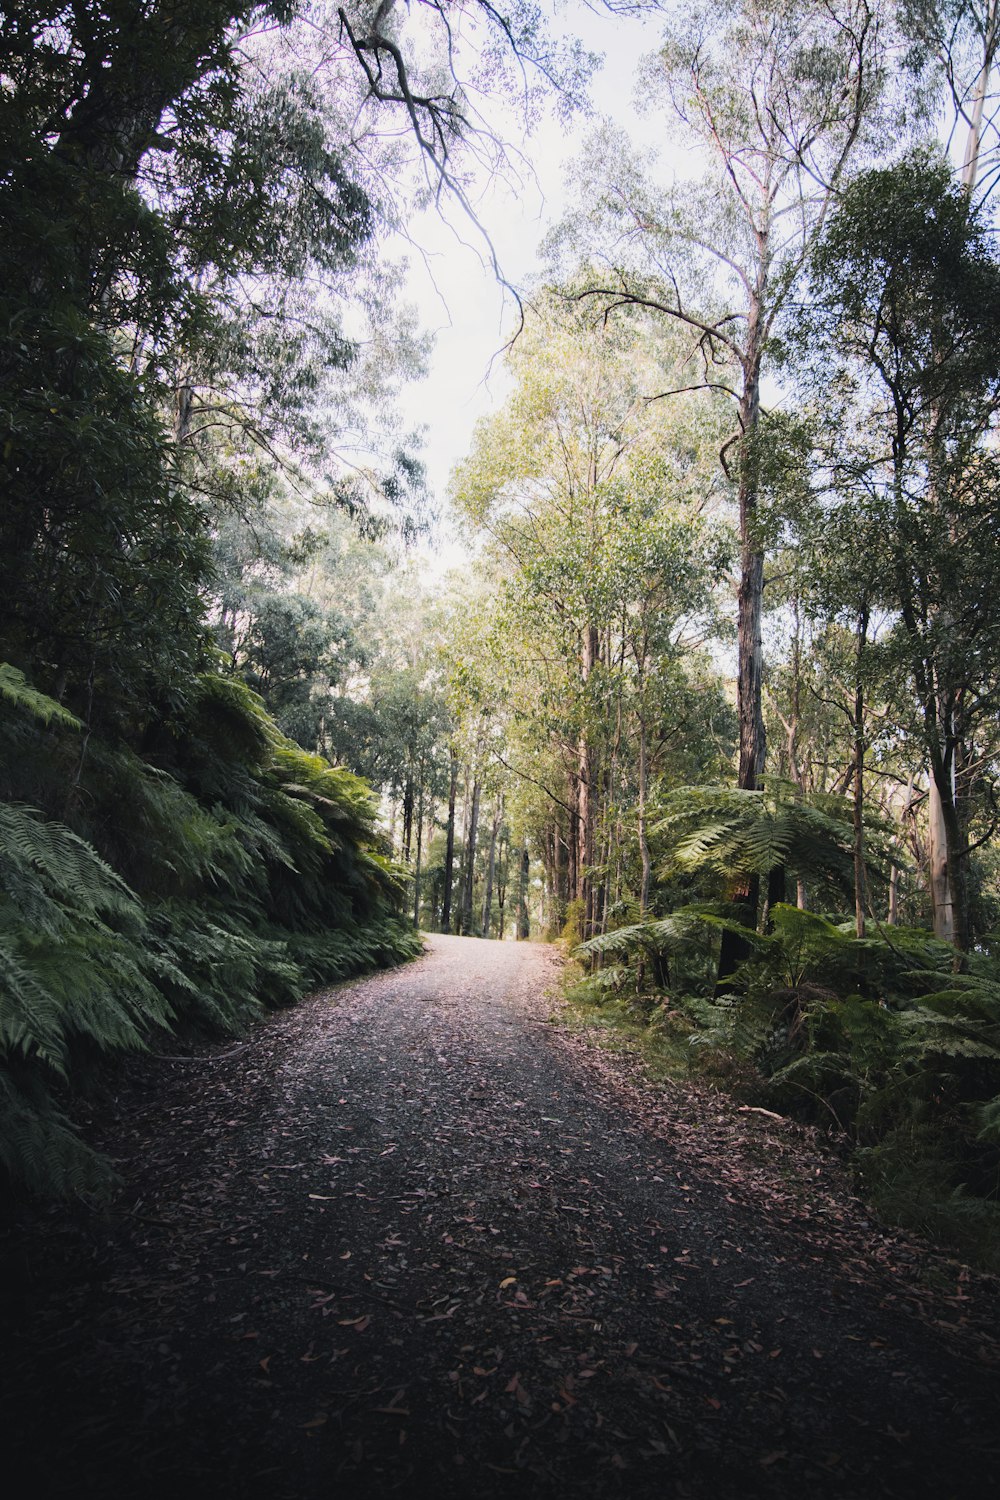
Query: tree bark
567 810 578 917
517 845 530 940
461 776 481 936
637 712 651 916
718 277 767 988
441 748 458 933
481 800 502 938
928 766 957 946
496 827 508 940
736 303 766 794
412 775 425 928
765 863 786 924
578 623 599 938
925 712 969 955
853 602 869 939
401 776 414 865
960 0 999 194
887 864 900 926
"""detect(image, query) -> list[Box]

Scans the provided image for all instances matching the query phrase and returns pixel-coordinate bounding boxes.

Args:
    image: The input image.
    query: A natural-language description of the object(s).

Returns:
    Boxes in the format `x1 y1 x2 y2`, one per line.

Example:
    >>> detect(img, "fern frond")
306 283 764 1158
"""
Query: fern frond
896 1007 1000 1060
655 782 858 895
0 803 140 927
0 663 81 730
577 914 697 960
0 1070 114 1200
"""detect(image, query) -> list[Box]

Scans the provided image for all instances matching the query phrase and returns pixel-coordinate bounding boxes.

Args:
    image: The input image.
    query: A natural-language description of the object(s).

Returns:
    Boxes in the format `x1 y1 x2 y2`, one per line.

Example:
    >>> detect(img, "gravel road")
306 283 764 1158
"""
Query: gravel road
3 934 998 1499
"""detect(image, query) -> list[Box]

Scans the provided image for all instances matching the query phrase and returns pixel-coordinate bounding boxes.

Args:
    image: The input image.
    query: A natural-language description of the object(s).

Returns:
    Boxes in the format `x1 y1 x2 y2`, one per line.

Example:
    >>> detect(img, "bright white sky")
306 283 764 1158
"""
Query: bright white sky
394 2 667 527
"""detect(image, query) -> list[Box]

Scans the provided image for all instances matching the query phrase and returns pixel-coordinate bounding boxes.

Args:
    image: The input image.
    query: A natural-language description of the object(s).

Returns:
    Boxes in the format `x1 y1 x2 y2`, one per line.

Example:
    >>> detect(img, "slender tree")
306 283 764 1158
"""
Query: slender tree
553 0 885 948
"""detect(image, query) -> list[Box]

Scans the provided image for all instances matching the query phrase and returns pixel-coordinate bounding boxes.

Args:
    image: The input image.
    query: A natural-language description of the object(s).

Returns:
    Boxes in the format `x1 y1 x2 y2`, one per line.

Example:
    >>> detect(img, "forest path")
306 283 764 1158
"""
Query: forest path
3 934 999 1499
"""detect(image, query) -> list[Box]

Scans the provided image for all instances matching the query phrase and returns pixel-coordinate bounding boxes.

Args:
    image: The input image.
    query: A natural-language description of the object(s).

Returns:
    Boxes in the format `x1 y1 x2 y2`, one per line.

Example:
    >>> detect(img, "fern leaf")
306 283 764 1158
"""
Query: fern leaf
0 663 81 730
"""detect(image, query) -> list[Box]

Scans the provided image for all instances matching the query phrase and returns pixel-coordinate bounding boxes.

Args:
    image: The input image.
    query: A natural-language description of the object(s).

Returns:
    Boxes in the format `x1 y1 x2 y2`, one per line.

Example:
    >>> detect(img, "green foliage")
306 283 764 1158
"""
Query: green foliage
0 803 172 1076
656 782 858 902
572 890 1000 1267
0 666 81 731
0 663 418 1202
561 898 587 947
0 800 178 1199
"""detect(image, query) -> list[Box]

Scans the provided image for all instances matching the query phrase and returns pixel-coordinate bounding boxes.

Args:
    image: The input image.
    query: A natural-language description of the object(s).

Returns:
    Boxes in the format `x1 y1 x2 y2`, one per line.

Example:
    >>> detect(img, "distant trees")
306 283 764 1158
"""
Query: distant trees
451 294 735 940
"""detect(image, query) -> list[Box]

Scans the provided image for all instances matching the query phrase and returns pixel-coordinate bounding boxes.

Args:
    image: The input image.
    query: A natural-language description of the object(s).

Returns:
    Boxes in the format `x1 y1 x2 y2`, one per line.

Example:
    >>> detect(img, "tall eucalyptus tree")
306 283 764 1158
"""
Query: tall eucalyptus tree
553 0 886 791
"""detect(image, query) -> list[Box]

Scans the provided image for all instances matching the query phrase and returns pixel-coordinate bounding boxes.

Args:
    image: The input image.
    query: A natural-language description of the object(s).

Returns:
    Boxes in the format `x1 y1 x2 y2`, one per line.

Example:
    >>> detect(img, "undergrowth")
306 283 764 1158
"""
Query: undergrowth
0 665 420 1204
567 903 1000 1273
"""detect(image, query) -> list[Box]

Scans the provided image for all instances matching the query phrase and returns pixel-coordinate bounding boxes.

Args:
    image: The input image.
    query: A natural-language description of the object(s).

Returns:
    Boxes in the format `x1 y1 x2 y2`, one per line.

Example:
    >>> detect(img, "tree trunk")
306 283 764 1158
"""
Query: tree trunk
578 623 599 938
765 864 786 927
637 712 651 916
551 821 564 935
961 0 998 194
927 719 970 956
412 776 425 928
461 777 481 935
517 846 530 940
853 603 869 939
401 776 414 865
481 801 502 938
496 828 508 940
736 327 766 794
567 809 578 915
928 772 956 946
887 864 900 926
441 748 458 933
718 296 767 988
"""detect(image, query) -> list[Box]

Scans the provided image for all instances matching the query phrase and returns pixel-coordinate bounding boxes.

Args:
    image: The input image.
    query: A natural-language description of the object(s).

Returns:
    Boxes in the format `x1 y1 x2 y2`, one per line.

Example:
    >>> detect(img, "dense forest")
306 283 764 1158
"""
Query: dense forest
3 0 1000 1267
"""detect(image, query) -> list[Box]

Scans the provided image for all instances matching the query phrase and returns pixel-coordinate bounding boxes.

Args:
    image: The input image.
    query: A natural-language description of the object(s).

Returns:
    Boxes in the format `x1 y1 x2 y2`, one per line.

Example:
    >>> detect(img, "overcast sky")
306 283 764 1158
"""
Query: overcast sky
393 3 666 526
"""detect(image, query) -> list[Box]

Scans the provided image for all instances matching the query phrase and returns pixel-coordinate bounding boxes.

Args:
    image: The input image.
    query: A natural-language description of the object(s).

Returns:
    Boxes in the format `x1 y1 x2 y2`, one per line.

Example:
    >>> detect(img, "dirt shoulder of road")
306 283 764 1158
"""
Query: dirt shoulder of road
544 992 1000 1362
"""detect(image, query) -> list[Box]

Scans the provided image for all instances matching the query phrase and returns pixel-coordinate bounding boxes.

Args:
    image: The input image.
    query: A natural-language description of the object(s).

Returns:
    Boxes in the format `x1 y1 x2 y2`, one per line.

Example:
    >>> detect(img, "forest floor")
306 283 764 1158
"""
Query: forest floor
2 934 999 1500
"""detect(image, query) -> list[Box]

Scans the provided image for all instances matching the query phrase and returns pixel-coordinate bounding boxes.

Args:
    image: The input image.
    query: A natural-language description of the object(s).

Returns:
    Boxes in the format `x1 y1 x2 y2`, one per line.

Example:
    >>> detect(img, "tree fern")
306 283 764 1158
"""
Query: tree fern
976 1095 1000 1142
895 1007 1000 1062
0 806 175 1197
576 912 703 963
189 672 280 770
656 781 862 900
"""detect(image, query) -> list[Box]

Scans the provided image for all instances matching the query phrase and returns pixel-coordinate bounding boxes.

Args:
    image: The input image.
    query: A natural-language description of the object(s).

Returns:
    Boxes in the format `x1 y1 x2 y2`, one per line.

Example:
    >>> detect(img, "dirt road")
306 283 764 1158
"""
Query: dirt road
3 935 998 1498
